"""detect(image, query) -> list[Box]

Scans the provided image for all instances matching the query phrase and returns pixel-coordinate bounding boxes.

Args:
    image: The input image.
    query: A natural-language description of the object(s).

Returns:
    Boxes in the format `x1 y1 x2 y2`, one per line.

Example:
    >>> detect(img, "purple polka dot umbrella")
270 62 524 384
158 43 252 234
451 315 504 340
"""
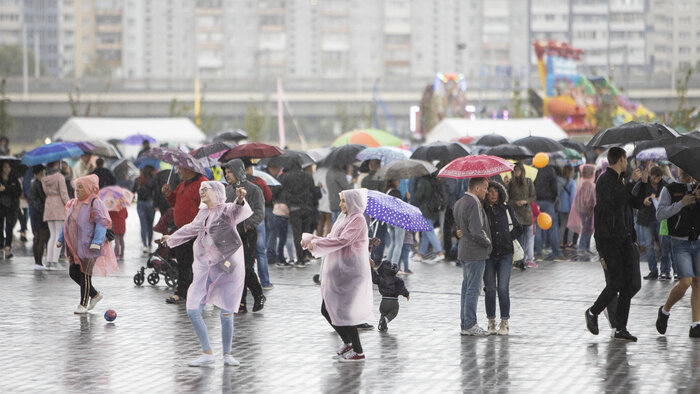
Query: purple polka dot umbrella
365 190 433 232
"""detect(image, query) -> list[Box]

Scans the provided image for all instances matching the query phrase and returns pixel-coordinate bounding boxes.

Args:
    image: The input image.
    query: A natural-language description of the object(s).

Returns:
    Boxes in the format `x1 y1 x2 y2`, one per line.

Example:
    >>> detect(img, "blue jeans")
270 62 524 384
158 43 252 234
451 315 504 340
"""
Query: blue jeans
460 259 486 330
136 200 155 248
483 254 513 319
399 244 411 271
187 277 234 354
579 233 592 252
387 225 406 265
534 200 561 257
256 221 271 287
266 215 288 262
331 210 341 223
670 238 700 278
642 221 672 275
419 218 442 255
518 224 534 262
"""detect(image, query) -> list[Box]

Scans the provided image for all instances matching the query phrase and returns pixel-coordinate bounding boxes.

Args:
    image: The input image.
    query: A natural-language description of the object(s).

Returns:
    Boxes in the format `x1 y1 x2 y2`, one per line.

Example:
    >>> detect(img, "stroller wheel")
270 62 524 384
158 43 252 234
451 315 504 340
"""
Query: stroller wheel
147 272 160 285
164 272 177 288
133 272 144 286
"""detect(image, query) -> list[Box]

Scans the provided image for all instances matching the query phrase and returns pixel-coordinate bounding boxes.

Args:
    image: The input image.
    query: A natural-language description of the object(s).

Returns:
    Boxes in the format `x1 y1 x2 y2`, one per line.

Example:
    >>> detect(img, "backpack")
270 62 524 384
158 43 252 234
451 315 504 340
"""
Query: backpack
428 177 448 213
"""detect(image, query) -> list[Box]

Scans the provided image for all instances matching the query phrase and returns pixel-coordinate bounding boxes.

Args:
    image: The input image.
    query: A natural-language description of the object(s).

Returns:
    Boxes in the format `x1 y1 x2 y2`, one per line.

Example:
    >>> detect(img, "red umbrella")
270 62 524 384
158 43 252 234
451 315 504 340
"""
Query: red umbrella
451 136 474 145
219 143 284 162
437 155 515 179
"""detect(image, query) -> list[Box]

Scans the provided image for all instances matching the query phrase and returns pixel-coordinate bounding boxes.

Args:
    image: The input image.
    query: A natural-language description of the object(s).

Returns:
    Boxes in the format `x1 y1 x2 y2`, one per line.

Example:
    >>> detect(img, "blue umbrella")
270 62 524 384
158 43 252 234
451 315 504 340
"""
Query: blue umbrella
365 190 432 232
356 146 410 166
21 142 84 166
253 169 281 186
134 156 160 169
121 133 156 145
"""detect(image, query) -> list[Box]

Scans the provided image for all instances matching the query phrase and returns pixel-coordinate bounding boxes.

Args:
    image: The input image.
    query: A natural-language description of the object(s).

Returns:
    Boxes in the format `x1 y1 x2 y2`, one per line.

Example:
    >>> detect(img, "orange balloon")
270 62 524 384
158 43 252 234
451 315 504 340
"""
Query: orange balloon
533 152 549 168
537 212 552 230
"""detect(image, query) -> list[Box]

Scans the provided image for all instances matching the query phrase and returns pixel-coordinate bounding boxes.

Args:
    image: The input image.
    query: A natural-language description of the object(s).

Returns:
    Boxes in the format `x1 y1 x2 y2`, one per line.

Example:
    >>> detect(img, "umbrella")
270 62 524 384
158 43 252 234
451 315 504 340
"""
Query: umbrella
632 130 700 157
319 144 366 166
411 141 470 162
110 159 140 180
451 136 475 145
376 159 437 180
260 150 315 169
75 140 121 158
0 155 20 162
21 142 84 166
219 143 284 162
134 156 160 169
191 141 236 159
74 141 97 153
365 190 433 232
121 133 156 145
484 144 534 160
471 134 509 147
253 169 281 186
306 147 333 163
558 138 587 153
663 133 700 180
213 129 248 143
586 121 679 148
438 155 515 179
356 147 410 166
563 148 582 160
635 147 667 162
98 186 134 212
512 136 565 153
143 147 206 174
332 129 402 147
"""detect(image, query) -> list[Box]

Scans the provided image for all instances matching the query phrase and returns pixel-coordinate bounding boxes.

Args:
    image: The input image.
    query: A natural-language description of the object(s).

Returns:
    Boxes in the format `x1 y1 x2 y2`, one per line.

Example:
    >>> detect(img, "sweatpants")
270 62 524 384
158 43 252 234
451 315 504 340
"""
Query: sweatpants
69 263 98 307
321 301 363 354
380 298 400 323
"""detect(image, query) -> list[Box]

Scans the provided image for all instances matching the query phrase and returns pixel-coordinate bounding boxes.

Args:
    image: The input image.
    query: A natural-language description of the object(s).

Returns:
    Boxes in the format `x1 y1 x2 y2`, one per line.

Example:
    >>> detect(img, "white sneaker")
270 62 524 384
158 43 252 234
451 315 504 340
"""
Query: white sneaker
487 319 497 335
223 355 240 366
142 246 150 254
74 305 88 314
88 293 103 310
461 324 489 336
34 264 46 271
188 353 215 367
497 319 509 336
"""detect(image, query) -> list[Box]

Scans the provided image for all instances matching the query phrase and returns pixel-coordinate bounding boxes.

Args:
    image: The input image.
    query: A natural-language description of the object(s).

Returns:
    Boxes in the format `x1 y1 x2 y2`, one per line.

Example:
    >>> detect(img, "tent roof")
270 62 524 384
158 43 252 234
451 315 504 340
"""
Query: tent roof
426 118 568 143
53 117 207 145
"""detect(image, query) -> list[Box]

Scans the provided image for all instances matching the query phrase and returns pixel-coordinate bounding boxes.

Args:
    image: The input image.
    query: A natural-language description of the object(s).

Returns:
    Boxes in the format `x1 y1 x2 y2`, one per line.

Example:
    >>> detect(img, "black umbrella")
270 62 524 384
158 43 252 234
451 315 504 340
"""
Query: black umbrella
191 141 236 159
319 144 366 167
259 150 315 169
558 138 588 153
213 129 248 143
471 134 509 147
631 130 700 157
512 136 565 153
484 144 534 160
663 133 700 180
410 141 470 162
587 121 679 148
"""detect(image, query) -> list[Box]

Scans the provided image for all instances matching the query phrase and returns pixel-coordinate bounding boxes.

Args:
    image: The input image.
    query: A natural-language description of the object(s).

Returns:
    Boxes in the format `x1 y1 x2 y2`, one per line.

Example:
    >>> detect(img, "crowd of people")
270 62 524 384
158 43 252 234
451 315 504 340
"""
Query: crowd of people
2 134 699 364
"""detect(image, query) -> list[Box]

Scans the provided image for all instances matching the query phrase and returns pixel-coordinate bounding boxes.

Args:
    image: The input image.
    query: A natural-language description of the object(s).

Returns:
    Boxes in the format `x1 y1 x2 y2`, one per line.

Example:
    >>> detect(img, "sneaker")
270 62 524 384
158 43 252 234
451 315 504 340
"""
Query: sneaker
525 261 538 268
397 270 406 275
188 353 215 367
88 293 103 310
585 308 599 335
74 305 88 314
378 316 388 332
552 254 567 262
262 284 274 290
223 354 241 366
404 269 413 274
313 274 321 284
34 264 46 271
338 351 365 362
332 343 353 359
142 246 150 255
497 319 509 336
659 272 671 281
253 295 266 312
429 253 445 262
356 323 374 330
690 325 700 338
276 259 293 267
487 319 497 335
656 306 669 335
643 272 659 280
238 304 248 313
613 330 637 342
461 324 489 336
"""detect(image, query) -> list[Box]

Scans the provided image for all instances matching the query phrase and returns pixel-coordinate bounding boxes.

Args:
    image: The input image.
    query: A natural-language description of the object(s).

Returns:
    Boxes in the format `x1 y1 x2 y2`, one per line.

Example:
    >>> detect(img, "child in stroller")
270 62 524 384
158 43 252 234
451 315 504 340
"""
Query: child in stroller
133 208 179 287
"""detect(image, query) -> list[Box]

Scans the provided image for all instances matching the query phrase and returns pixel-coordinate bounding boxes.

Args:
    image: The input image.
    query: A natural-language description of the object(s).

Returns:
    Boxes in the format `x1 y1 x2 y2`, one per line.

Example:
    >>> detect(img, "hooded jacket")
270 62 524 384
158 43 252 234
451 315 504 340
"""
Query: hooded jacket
326 166 353 212
507 162 535 225
224 159 264 231
278 162 318 211
484 181 523 258
454 189 492 261
534 166 558 202
371 260 410 298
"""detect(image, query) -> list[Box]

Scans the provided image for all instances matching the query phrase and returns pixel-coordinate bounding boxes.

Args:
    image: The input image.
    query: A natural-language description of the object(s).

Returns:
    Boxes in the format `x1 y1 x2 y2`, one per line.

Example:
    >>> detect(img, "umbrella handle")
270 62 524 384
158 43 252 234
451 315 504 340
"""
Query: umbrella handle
166 166 176 184
370 219 378 238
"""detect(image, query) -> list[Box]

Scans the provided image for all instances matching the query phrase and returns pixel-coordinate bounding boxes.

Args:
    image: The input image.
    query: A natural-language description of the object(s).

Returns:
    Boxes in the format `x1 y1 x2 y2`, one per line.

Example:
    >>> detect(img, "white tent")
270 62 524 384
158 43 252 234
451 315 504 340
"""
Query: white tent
53 117 207 145
426 118 568 143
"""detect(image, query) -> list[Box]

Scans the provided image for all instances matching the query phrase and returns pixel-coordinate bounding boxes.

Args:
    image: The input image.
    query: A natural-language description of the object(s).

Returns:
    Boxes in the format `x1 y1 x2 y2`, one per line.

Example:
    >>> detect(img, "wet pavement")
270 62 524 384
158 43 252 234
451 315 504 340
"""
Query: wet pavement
2 205 700 393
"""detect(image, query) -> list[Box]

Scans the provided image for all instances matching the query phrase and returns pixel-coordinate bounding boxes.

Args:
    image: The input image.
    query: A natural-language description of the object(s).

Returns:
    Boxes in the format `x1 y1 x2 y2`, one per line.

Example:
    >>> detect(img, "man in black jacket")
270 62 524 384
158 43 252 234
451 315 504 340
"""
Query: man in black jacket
534 164 564 260
585 147 642 341
279 161 320 266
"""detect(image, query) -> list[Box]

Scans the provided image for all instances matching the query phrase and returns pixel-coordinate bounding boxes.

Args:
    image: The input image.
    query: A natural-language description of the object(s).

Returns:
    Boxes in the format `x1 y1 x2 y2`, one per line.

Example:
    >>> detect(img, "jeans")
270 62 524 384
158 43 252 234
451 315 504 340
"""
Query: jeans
518 224 534 262
670 238 700 278
483 254 513 319
460 259 486 330
371 222 388 264
579 233 592 252
0 206 17 248
255 221 271 287
399 244 411 271
290 208 313 262
534 200 561 257
239 225 263 305
419 218 442 255
266 215 288 263
187 303 234 354
642 221 672 275
387 225 406 265
136 201 155 248
331 210 341 223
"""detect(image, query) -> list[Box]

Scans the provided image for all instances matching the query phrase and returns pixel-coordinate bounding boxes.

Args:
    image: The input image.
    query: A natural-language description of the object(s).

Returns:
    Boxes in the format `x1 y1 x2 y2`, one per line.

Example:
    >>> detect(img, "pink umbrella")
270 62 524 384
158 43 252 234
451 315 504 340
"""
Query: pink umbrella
437 155 515 179
98 186 134 211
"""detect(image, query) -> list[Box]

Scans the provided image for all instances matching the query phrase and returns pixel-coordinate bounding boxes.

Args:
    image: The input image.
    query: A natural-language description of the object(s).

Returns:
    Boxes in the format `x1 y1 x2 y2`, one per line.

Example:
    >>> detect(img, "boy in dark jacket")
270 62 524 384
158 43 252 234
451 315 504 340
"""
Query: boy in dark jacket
371 260 410 332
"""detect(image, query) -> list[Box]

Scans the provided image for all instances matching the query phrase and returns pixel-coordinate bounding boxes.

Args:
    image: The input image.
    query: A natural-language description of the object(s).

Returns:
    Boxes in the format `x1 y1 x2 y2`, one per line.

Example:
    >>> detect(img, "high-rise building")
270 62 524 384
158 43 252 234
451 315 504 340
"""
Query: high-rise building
647 0 700 74
0 0 23 47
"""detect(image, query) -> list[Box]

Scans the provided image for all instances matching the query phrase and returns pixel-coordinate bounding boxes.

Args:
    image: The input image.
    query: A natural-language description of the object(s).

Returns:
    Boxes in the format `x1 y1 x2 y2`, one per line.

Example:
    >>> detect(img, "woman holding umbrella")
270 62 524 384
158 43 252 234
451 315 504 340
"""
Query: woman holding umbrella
0 161 21 258
301 189 373 362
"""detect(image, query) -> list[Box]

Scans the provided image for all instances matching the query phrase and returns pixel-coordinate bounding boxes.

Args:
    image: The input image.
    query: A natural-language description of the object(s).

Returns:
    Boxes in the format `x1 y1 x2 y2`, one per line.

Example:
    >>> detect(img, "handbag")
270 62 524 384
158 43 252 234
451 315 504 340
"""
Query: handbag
90 198 115 242
506 208 525 261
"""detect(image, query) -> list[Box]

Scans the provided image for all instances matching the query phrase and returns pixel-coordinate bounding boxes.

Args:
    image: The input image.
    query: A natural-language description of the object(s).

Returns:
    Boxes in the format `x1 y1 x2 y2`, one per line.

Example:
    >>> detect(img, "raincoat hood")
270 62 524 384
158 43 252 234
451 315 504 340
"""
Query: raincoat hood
72 174 100 202
377 260 399 276
487 180 509 205
581 164 595 180
224 159 247 185
341 188 367 215
199 181 226 209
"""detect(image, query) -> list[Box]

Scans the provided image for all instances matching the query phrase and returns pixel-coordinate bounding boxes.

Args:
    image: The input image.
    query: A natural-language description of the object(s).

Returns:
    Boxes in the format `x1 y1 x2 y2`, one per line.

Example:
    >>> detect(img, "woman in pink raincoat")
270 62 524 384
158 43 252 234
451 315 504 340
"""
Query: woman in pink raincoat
162 181 252 368
568 164 596 260
301 188 373 363
56 175 118 314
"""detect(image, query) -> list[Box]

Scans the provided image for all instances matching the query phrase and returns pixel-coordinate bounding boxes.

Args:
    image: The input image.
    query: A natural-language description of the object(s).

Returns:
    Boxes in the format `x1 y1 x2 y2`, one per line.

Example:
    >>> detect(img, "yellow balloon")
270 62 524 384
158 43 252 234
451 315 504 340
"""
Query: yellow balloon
537 212 552 230
533 152 549 168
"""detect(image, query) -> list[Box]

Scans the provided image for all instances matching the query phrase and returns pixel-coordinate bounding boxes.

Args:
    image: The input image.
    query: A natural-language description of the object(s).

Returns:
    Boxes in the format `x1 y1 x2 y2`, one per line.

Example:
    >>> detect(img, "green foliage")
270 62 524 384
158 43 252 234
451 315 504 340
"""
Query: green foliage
419 84 438 135
68 83 111 117
509 79 530 118
0 45 40 76
245 105 266 142
0 78 14 138
593 93 616 131
168 98 191 117
667 68 699 132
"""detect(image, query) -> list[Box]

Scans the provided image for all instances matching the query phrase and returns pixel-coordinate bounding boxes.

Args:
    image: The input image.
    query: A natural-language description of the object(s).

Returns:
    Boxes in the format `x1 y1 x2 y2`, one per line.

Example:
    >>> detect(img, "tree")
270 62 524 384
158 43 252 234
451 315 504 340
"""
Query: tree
0 45 40 76
245 105 266 142
168 98 191 117
68 83 111 117
593 93 616 131
509 79 530 118
419 84 438 136
667 68 699 132
0 78 14 138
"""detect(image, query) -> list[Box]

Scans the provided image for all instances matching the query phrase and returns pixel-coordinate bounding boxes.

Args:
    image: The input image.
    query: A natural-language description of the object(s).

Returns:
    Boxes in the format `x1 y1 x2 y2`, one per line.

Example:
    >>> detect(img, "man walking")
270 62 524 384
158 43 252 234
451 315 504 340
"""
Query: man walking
585 147 642 341
454 177 492 336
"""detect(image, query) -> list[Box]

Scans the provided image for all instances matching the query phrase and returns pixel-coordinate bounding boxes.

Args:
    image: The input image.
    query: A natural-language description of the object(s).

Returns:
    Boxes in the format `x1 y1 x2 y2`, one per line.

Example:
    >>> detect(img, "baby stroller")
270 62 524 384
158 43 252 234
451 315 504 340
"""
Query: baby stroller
133 207 179 287
133 240 179 287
